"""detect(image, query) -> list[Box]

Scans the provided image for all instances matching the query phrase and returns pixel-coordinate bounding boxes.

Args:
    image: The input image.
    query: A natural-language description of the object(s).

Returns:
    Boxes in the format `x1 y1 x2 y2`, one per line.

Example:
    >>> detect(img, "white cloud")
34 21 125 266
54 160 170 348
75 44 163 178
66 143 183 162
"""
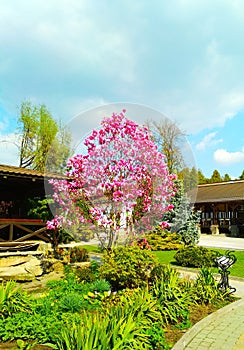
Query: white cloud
196 132 223 151
214 147 244 165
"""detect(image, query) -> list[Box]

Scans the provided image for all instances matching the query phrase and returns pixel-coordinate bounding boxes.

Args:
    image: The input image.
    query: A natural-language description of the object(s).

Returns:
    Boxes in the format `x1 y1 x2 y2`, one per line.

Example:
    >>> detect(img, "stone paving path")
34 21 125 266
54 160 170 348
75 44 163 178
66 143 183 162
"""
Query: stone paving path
172 298 244 350
173 235 244 349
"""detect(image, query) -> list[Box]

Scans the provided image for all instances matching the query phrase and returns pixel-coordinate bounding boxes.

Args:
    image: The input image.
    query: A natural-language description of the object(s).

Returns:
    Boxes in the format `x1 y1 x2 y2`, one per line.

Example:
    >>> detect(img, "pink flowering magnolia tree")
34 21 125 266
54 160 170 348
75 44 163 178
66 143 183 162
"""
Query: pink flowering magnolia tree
47 110 176 249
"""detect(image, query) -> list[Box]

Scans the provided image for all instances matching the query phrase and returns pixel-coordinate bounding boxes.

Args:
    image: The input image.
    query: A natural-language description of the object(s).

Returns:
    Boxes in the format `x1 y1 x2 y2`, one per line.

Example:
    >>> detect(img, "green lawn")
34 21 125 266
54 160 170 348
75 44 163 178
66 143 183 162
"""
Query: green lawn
80 244 244 279
78 244 100 253
154 249 244 279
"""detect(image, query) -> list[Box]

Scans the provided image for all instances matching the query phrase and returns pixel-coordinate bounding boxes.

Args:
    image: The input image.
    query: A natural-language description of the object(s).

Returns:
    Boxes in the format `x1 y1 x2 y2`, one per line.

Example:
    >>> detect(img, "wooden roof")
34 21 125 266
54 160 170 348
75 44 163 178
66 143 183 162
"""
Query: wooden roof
0 164 65 179
195 180 244 204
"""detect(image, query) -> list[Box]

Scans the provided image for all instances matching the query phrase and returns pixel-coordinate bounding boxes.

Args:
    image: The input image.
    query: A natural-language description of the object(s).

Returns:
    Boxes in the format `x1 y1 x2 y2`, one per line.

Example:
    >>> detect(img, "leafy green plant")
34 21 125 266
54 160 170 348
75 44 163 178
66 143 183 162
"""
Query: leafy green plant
193 267 226 304
174 310 192 330
0 313 59 343
57 307 151 350
75 266 97 283
99 245 159 290
151 266 194 325
15 339 38 350
0 281 33 319
146 324 170 350
46 273 85 300
174 245 217 268
114 288 163 328
70 246 89 263
0 312 81 344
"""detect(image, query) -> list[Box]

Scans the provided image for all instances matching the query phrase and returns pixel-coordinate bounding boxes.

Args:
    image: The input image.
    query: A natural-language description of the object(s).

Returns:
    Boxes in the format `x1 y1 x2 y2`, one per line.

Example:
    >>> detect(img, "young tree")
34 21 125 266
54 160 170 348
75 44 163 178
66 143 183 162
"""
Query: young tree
18 101 71 172
47 110 176 249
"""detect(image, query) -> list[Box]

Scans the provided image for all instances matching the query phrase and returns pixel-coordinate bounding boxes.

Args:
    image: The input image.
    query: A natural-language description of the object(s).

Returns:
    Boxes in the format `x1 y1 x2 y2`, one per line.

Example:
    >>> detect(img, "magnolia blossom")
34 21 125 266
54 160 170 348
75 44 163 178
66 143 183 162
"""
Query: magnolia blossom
47 110 176 246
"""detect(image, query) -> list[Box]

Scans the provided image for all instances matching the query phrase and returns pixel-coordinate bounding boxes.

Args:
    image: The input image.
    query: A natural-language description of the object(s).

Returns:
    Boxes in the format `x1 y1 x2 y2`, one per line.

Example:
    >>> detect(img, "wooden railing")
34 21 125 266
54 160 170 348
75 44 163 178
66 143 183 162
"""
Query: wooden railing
0 218 50 242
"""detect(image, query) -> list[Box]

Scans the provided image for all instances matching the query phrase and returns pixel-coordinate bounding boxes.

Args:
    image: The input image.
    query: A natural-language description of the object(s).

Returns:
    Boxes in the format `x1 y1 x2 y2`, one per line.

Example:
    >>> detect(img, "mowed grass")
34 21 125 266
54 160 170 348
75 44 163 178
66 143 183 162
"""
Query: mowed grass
80 244 100 253
80 243 244 278
154 248 244 279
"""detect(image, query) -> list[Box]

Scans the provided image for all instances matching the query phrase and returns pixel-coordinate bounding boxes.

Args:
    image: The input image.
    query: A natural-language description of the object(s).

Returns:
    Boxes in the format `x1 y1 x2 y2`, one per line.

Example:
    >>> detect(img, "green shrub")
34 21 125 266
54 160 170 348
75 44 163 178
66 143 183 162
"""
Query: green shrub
145 226 183 251
0 281 33 319
0 312 60 343
0 312 82 344
98 245 159 290
174 245 217 268
59 293 84 313
89 279 111 292
75 266 97 283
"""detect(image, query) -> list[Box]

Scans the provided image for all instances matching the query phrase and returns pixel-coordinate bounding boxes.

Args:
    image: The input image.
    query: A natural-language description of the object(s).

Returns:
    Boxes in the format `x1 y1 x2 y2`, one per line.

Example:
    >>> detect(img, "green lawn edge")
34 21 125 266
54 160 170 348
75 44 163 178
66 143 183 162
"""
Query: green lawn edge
79 244 244 279
154 249 244 279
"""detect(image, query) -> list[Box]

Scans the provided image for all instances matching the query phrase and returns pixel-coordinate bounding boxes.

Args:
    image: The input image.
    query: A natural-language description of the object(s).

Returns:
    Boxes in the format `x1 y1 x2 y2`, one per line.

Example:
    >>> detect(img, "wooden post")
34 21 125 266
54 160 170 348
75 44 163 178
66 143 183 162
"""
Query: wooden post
9 224 13 241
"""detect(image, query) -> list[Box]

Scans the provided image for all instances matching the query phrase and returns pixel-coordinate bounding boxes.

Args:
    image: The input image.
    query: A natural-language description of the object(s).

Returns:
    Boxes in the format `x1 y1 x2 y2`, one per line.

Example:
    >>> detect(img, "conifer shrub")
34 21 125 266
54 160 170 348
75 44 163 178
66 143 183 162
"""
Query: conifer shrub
98 245 159 290
145 226 183 251
174 245 217 268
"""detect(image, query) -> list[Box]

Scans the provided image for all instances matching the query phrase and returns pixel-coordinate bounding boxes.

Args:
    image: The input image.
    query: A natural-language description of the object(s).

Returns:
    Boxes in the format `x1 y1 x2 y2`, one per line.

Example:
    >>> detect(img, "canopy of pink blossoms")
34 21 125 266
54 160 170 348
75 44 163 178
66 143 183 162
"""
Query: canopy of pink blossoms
47 110 176 238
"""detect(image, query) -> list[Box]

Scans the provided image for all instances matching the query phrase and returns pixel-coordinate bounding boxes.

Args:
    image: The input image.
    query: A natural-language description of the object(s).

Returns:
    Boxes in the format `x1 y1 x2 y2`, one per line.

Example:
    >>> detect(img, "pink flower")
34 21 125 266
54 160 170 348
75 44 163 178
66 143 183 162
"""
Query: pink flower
160 221 170 229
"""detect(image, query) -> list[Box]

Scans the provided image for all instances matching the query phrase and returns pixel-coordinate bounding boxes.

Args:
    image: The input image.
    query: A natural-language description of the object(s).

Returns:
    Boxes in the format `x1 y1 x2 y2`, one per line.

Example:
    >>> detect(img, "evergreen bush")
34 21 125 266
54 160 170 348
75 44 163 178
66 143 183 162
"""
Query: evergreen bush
174 246 217 268
145 226 183 251
98 246 159 290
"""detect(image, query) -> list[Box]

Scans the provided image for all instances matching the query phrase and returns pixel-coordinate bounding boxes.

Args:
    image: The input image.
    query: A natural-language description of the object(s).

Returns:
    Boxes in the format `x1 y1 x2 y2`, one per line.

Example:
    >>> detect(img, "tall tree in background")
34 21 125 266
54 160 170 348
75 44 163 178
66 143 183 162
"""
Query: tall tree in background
18 101 71 172
210 169 222 183
178 167 198 191
146 119 185 173
223 173 231 182
239 170 244 180
197 169 209 184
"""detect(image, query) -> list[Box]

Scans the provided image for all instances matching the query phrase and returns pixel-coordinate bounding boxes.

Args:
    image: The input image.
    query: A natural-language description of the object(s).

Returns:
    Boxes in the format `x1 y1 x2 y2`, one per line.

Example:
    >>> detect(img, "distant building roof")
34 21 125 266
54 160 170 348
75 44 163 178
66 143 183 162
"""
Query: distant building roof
195 180 244 203
0 164 65 179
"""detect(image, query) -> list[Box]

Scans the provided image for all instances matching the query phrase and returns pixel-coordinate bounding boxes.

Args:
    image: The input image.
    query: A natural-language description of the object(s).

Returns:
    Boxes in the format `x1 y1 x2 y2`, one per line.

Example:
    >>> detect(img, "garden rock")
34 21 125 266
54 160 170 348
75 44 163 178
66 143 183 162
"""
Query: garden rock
0 255 43 281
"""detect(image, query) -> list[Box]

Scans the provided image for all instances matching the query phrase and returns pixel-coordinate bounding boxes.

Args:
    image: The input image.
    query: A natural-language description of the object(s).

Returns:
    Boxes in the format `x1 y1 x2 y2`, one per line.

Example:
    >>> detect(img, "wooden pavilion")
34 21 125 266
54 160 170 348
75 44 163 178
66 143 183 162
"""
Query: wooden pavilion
0 164 61 242
194 180 244 237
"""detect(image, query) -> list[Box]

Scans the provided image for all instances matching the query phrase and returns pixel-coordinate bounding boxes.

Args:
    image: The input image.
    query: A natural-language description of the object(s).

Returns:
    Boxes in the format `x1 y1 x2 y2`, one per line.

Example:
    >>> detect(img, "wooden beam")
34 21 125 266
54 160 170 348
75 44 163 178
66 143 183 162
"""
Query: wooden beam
15 227 48 242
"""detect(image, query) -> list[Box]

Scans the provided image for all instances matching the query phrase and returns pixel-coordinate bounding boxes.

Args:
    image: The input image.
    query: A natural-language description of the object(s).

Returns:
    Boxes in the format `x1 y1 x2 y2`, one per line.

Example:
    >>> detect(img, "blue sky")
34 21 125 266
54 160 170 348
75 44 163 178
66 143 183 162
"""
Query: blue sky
0 0 244 179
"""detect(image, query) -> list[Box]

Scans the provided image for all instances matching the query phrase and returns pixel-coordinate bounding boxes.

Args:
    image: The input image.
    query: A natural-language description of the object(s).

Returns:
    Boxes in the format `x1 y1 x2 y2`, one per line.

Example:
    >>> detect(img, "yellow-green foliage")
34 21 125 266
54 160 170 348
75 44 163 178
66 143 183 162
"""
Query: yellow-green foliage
145 227 183 251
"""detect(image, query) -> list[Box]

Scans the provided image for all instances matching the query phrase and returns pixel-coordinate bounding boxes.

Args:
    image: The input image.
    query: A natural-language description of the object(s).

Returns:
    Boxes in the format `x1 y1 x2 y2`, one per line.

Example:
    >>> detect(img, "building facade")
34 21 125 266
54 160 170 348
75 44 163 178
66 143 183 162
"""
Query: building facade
194 181 244 237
